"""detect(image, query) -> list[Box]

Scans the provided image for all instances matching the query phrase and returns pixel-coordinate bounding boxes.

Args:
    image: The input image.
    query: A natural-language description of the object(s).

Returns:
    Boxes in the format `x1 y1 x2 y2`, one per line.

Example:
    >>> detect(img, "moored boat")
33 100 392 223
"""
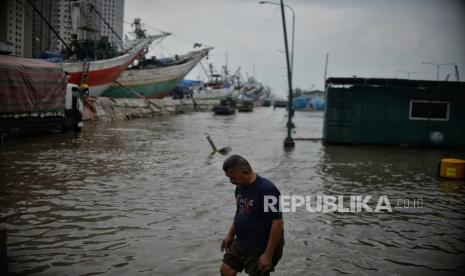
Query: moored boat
237 99 254 112
33 2 167 98
193 64 240 100
273 99 288 108
193 83 237 100
261 98 272 107
32 0 167 98
240 77 264 101
62 35 163 97
102 48 212 98
213 98 236 115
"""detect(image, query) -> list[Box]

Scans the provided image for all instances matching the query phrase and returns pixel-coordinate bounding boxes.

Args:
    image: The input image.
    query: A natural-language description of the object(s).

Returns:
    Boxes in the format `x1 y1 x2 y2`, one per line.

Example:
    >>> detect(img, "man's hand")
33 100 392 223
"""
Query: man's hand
221 234 234 252
257 253 273 273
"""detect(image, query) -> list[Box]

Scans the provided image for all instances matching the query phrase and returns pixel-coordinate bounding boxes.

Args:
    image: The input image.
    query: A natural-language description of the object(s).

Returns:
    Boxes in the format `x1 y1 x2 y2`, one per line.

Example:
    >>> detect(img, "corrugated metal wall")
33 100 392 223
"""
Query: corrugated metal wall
324 84 465 148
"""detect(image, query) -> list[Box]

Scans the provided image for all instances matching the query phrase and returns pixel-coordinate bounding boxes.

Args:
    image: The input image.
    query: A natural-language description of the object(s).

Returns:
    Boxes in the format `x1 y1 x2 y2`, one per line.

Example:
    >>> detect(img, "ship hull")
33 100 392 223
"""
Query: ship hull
103 78 180 99
102 49 209 98
59 38 155 97
193 86 237 100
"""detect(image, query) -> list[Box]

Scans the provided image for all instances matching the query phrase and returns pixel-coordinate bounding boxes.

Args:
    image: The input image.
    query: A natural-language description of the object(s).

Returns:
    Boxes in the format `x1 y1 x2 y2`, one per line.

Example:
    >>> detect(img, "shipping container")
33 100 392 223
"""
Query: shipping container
323 77 465 148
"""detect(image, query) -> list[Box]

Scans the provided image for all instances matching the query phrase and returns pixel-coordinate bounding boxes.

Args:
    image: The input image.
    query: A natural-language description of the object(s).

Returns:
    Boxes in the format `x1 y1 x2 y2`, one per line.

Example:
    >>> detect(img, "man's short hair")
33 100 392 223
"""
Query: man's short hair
223 155 253 172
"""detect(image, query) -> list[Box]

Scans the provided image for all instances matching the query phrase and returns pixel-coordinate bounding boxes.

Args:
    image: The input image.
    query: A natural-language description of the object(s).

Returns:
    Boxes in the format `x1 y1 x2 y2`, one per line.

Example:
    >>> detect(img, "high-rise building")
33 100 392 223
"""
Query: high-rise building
0 0 125 56
0 0 33 57
56 0 104 50
101 0 125 48
31 0 60 57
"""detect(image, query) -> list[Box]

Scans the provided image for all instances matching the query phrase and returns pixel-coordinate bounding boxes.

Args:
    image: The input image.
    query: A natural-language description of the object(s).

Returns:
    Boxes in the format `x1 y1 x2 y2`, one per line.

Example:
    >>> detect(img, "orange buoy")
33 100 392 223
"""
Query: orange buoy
439 158 465 180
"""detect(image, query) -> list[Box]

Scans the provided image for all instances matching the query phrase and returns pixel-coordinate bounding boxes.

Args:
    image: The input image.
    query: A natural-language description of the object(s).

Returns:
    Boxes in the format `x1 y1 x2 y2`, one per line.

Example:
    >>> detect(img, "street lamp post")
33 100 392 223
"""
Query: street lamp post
260 0 295 148
422 62 455 81
259 1 295 78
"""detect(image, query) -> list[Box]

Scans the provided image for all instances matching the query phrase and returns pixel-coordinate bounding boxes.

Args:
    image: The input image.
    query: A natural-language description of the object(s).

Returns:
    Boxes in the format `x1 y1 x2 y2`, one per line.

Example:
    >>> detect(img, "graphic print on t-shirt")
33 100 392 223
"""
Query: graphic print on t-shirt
237 194 254 215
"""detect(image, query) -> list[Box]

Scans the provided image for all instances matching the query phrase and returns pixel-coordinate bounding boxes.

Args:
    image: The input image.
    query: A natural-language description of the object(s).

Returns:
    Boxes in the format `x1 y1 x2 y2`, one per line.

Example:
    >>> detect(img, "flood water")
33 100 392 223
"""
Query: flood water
1 107 465 275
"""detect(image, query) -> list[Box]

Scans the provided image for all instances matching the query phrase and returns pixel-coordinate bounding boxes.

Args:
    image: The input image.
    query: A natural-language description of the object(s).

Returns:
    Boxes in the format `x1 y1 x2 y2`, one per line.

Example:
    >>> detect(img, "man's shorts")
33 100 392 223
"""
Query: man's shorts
223 234 284 276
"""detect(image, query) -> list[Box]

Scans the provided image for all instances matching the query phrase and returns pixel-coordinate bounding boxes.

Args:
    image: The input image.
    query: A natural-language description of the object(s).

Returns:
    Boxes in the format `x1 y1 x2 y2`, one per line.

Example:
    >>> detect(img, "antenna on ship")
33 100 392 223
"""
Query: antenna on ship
198 61 211 82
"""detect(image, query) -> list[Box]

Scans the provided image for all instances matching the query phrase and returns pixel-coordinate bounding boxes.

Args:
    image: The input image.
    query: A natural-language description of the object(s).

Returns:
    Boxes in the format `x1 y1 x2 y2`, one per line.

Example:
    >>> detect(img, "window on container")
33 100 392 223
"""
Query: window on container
409 100 449 121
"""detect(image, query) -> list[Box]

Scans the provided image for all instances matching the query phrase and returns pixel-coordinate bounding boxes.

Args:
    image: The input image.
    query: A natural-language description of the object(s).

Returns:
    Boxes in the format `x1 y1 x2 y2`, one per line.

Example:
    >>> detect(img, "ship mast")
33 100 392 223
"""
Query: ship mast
132 18 147 39
454 64 460 81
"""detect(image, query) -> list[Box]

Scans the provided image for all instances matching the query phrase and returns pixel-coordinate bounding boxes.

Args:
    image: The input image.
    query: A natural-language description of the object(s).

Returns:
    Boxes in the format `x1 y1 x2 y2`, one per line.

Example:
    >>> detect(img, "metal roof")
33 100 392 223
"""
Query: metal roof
326 77 465 89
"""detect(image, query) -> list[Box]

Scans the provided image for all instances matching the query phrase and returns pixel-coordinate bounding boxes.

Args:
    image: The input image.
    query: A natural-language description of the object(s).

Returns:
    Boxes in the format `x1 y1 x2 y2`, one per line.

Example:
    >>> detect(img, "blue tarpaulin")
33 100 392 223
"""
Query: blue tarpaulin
293 96 309 109
310 97 325 110
178 79 201 88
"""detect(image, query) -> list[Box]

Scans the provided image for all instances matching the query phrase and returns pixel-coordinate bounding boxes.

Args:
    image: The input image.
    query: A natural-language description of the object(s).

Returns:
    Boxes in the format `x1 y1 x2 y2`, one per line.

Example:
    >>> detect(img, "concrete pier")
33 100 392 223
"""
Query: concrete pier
82 97 219 121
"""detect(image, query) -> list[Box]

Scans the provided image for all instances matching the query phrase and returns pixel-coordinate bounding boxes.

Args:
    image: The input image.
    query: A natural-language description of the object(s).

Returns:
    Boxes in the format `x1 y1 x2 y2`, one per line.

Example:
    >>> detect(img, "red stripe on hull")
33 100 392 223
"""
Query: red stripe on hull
68 64 126 86
67 48 144 87
67 63 130 87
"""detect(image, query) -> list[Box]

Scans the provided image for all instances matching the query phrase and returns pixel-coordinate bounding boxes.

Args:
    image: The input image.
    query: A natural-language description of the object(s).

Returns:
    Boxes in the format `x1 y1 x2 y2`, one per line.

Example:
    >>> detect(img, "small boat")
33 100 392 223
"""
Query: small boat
237 99 254 112
261 98 272 107
273 99 288 108
102 48 212 98
213 98 236 115
193 64 240 100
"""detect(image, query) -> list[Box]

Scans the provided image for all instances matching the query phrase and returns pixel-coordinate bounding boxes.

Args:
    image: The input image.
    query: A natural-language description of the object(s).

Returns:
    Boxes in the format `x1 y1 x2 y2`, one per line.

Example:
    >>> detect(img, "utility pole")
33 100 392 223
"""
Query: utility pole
259 0 295 148
324 53 329 87
279 0 294 148
422 62 455 81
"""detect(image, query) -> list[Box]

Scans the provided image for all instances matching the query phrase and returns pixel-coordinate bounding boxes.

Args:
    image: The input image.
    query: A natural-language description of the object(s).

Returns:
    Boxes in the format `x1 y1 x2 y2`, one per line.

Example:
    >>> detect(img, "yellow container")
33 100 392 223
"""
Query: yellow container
439 158 465 180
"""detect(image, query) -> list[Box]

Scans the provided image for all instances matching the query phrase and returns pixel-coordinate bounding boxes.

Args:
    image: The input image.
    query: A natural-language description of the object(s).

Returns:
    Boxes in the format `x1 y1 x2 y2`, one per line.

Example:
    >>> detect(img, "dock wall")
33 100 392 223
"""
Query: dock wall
83 97 218 121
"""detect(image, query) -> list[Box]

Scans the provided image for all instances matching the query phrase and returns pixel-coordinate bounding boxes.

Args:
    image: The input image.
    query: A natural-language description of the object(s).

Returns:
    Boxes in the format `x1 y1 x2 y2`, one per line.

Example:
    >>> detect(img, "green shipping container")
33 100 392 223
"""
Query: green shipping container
323 78 465 148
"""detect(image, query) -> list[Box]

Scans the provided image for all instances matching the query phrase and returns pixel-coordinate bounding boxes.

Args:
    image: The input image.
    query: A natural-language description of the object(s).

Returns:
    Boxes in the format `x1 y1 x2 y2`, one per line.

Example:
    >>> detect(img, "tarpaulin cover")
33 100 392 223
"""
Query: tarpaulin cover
293 96 309 109
0 55 66 114
178 79 201 88
310 97 325 110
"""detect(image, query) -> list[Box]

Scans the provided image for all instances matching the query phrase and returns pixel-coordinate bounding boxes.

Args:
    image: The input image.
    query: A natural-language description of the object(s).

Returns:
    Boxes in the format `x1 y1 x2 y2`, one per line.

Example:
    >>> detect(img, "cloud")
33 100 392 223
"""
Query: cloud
124 0 465 96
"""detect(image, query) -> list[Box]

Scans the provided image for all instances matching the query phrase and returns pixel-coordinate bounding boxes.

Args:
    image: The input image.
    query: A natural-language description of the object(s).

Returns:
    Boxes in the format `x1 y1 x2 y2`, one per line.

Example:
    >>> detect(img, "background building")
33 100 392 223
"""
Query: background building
101 0 125 49
56 0 104 50
55 0 124 51
0 0 125 57
31 0 60 57
0 0 33 57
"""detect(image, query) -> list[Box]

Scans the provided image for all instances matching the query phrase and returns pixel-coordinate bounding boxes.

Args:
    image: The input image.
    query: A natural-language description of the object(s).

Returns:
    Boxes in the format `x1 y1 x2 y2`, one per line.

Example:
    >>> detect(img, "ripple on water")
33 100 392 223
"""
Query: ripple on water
1 109 465 275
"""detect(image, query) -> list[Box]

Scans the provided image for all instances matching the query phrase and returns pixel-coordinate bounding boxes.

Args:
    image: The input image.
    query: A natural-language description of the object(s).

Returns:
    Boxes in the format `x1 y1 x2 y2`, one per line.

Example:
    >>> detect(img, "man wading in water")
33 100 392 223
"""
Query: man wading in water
220 155 284 276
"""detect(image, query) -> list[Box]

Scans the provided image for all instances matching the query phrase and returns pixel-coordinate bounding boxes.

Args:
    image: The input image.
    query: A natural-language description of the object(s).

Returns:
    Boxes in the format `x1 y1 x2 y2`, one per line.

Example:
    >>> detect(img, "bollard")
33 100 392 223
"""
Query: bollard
0 225 7 275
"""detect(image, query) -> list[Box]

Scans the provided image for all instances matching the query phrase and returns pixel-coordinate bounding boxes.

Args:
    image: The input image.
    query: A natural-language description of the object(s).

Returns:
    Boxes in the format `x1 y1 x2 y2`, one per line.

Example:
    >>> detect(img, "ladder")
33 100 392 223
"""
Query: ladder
79 61 90 86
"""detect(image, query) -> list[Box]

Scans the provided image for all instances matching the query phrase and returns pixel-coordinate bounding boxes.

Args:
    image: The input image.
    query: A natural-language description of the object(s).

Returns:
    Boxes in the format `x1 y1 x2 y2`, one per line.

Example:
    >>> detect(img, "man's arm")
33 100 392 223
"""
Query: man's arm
257 218 284 272
221 223 235 252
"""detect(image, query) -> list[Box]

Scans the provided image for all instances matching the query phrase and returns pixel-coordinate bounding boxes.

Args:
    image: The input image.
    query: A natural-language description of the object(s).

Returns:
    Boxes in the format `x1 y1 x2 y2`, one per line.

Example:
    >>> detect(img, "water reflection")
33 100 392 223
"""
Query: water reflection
1 108 464 275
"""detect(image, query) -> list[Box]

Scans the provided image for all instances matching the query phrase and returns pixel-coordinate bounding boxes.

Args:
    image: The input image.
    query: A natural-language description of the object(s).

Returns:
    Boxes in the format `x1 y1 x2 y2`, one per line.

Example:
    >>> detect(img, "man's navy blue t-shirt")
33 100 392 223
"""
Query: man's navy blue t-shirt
234 174 282 249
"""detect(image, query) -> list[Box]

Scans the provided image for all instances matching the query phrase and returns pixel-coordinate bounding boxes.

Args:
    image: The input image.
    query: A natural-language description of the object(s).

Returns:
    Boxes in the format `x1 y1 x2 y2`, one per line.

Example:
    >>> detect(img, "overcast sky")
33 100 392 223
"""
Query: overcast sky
124 0 465 97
